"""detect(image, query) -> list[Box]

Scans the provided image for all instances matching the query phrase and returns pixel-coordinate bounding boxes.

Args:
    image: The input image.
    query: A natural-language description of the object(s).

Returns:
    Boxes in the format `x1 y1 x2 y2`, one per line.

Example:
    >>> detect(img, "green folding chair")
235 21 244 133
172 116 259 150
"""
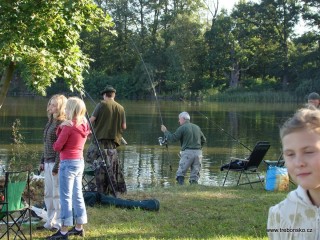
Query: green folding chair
82 166 96 191
0 170 32 240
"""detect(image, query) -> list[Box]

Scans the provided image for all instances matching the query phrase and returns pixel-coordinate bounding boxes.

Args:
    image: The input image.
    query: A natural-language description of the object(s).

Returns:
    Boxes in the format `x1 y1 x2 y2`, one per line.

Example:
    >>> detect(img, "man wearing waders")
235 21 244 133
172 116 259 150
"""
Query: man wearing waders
87 85 127 195
161 112 206 185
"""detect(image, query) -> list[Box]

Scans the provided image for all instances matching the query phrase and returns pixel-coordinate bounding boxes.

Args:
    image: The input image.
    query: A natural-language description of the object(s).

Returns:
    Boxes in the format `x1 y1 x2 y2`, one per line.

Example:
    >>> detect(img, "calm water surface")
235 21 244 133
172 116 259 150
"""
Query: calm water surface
0 97 301 190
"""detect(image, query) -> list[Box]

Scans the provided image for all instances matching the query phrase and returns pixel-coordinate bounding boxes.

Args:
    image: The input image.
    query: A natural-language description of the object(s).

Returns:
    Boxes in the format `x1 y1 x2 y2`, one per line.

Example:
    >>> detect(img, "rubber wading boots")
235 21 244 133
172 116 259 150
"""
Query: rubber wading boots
176 176 184 185
189 180 198 184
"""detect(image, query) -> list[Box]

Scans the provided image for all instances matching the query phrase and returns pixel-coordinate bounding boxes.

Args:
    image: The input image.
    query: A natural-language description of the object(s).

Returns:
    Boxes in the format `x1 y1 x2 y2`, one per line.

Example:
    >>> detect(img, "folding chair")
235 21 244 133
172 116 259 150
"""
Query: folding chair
221 141 270 188
0 170 32 240
264 153 285 167
82 166 96 191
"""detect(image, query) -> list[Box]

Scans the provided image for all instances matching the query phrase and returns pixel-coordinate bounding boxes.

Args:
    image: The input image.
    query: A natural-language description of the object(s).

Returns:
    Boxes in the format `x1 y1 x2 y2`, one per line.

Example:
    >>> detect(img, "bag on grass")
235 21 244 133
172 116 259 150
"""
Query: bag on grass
100 194 160 211
83 191 160 211
220 160 245 171
265 165 289 191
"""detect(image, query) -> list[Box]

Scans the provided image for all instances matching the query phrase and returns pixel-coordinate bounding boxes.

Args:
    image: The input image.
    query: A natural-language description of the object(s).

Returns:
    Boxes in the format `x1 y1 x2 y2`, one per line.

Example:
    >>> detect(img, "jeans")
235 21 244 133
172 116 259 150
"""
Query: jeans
59 159 87 226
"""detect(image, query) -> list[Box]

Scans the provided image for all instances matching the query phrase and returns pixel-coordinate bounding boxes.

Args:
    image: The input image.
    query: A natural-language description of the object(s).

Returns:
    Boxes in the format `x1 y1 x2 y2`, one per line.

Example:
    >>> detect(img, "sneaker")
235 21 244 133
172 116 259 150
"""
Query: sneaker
36 225 47 230
68 227 85 237
46 230 68 240
36 226 58 232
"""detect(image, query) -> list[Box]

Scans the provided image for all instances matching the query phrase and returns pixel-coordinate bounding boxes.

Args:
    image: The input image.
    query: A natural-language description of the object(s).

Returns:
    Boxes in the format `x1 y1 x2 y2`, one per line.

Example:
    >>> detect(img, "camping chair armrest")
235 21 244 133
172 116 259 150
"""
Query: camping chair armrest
264 160 276 165
264 159 285 166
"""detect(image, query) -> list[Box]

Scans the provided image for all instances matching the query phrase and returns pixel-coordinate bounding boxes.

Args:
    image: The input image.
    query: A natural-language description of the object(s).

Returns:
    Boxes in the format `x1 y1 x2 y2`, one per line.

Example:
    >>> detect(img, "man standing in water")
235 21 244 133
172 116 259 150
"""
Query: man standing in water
87 85 127 195
161 112 206 185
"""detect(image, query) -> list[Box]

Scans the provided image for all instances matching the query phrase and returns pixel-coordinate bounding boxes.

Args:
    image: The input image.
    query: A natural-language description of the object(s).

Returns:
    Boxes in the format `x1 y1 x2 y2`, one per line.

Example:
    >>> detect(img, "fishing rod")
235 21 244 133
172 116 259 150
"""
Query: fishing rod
131 41 164 125
131 41 172 171
179 97 252 152
79 93 117 198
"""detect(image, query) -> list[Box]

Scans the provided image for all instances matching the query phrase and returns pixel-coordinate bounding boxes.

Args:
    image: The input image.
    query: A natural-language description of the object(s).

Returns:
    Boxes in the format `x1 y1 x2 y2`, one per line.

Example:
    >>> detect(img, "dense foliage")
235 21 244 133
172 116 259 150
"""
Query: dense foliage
1 0 320 101
82 0 320 99
0 0 113 108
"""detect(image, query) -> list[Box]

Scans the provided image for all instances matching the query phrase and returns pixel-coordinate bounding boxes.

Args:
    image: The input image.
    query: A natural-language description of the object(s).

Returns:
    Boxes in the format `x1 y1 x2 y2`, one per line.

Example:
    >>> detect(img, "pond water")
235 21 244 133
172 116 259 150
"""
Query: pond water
0 97 302 190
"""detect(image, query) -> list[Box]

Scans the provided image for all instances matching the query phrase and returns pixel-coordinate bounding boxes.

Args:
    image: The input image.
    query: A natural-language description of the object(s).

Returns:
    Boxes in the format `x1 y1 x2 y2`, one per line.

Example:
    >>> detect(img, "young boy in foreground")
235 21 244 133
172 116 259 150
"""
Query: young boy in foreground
267 108 320 239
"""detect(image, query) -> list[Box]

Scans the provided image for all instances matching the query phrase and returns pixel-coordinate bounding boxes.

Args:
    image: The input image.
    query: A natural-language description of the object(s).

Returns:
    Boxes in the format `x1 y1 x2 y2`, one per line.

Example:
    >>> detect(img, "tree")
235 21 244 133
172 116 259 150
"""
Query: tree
290 0 320 94
256 0 301 89
0 0 113 109
163 13 206 97
301 0 320 30
205 1 263 89
204 11 232 89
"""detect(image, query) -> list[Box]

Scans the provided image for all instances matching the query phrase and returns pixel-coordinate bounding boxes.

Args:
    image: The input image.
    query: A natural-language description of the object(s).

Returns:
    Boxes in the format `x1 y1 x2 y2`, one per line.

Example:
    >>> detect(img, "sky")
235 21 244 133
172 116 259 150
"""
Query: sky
220 0 241 12
204 0 259 15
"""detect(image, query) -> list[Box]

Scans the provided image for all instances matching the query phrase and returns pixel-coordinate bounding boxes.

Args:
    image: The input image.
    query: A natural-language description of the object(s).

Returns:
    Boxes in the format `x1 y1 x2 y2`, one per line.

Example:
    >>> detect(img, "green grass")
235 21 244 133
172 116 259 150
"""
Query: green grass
31 184 290 240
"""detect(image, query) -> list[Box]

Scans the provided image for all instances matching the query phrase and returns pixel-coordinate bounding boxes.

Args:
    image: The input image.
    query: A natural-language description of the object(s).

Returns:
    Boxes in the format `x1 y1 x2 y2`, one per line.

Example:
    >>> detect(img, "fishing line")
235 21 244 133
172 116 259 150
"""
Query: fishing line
179 98 252 152
131 41 164 126
83 89 97 108
131 41 172 171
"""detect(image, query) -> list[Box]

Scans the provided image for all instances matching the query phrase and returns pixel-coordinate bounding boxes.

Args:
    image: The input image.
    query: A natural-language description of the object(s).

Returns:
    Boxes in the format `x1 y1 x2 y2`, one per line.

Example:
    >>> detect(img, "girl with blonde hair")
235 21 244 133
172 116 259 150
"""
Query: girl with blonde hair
48 97 90 239
38 94 67 231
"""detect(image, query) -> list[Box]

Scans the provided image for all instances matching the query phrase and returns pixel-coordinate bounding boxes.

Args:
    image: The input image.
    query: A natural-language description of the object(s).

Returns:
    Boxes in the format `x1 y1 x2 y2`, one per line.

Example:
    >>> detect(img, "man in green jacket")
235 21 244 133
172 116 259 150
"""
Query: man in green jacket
161 112 206 185
88 85 127 195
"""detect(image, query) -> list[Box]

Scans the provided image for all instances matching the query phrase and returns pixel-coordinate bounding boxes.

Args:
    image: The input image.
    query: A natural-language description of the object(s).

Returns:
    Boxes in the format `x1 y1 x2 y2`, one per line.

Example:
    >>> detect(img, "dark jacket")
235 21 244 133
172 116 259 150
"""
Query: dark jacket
164 120 206 151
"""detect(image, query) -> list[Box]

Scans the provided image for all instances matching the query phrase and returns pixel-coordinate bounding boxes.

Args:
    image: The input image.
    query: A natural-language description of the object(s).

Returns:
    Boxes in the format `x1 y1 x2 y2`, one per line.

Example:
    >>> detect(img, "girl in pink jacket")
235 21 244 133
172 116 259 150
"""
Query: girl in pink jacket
47 97 90 240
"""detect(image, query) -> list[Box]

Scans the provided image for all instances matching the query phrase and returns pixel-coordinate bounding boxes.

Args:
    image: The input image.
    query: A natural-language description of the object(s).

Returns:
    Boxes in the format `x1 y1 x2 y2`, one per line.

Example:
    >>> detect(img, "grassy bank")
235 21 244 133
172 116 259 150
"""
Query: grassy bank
32 184 290 240
208 90 300 103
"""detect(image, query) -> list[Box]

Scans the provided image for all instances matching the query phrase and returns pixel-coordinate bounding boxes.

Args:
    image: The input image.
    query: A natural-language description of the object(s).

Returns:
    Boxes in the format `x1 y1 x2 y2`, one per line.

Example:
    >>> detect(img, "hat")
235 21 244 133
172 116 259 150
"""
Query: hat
308 92 320 100
101 85 116 95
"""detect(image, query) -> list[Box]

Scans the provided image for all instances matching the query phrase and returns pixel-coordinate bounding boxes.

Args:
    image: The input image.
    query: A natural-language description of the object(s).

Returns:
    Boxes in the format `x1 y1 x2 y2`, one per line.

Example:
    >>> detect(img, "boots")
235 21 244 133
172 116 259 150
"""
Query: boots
176 176 184 185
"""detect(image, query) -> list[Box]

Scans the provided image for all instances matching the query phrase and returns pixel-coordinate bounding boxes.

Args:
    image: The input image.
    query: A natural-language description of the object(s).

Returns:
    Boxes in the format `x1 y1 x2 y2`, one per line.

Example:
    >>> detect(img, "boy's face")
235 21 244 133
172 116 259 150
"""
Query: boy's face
282 129 320 191
308 99 320 108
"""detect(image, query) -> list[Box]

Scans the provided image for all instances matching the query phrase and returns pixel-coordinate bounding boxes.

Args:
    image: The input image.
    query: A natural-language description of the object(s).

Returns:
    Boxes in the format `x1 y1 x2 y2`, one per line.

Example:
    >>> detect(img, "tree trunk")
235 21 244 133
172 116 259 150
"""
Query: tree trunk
229 63 240 88
0 61 16 110
282 73 289 90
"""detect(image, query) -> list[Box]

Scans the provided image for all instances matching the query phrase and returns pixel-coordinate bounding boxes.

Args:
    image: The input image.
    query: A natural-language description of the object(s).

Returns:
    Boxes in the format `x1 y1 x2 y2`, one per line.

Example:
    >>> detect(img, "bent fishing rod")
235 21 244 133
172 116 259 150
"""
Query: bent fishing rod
131 41 164 125
79 93 117 198
179 98 252 152
131 41 172 171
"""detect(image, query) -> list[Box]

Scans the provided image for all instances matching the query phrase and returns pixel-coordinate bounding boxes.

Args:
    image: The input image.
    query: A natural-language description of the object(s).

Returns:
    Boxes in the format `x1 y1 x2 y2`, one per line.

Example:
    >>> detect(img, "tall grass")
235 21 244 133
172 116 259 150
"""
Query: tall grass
208 91 301 103
9 119 41 171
